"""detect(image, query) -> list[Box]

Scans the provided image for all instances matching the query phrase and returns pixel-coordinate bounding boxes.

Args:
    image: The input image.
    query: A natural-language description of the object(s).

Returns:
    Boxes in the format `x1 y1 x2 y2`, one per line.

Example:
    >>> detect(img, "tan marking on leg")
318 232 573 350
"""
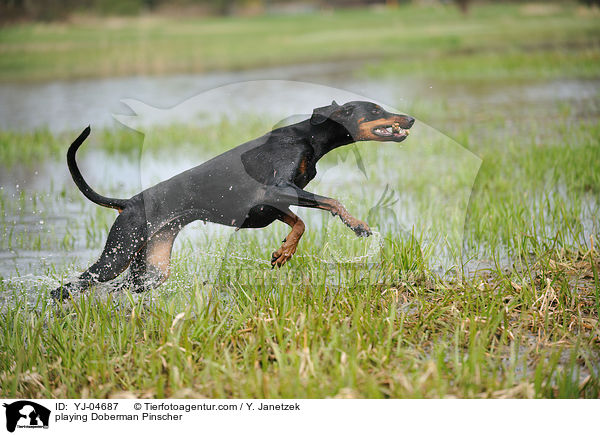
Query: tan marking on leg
271 210 305 267
146 230 178 282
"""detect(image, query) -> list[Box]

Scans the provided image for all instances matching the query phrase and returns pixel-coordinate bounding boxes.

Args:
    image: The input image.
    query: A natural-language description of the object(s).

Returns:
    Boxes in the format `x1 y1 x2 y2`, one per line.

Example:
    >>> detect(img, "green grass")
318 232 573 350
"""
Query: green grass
0 2 599 82
1 1 600 399
1 97 599 398
1 236 598 398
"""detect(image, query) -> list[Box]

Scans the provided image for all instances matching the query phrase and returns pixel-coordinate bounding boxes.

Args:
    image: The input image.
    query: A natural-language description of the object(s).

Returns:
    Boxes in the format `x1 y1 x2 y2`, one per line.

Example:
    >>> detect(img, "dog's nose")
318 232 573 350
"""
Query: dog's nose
406 117 415 128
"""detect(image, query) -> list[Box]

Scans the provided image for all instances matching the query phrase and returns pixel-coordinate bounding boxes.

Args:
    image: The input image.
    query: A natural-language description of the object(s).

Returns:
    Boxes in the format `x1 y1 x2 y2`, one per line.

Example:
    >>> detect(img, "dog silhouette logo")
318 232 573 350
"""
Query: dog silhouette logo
3 401 50 432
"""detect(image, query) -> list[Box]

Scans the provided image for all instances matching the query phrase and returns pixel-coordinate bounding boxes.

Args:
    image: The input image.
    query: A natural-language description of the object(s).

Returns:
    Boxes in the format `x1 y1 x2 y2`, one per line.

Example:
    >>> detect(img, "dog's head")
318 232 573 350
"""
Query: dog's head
310 100 414 143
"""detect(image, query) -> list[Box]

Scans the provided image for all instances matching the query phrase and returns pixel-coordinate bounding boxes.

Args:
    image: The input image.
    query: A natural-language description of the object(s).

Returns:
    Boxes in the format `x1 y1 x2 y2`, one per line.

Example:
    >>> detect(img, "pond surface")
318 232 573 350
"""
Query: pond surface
1 61 597 132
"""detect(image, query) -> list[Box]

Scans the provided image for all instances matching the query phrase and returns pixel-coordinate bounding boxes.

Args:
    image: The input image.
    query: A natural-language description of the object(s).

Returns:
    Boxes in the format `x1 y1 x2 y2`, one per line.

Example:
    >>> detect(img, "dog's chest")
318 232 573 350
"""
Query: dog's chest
293 154 317 188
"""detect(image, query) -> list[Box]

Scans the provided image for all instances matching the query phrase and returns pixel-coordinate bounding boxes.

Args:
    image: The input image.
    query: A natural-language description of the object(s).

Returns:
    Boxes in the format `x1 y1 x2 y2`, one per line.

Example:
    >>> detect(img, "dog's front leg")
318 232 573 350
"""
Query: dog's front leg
271 209 305 268
267 182 371 237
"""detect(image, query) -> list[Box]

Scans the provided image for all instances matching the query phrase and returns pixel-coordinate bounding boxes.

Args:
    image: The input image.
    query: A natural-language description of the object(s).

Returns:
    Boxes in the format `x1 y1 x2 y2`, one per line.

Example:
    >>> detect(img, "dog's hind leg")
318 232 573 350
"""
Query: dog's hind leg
116 243 148 291
123 223 181 293
51 209 148 300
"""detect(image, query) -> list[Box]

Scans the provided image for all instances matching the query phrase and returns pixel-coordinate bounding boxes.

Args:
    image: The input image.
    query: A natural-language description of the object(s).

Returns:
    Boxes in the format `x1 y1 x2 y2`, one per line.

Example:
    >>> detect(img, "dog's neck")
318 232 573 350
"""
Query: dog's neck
305 120 355 161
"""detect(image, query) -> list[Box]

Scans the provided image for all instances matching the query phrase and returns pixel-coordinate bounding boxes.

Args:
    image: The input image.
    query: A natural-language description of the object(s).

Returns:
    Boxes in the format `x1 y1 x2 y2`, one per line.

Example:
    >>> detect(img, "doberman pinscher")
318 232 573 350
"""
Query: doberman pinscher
51 101 414 300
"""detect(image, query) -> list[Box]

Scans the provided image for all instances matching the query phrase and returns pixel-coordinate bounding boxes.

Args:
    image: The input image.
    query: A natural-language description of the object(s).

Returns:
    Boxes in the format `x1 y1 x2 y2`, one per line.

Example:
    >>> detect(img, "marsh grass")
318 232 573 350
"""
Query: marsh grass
1 1 599 399
1 241 598 398
1 99 599 398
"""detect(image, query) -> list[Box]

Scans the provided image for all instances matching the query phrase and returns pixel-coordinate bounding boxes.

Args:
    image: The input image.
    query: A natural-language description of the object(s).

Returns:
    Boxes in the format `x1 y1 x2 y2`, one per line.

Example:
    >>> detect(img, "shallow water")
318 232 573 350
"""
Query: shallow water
1 61 597 132
1 64 598 296
0 149 429 282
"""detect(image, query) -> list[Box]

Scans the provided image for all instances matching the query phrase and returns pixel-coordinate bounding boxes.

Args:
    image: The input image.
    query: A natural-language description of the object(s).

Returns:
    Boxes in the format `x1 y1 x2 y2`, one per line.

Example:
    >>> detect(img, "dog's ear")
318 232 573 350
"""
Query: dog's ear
310 101 341 125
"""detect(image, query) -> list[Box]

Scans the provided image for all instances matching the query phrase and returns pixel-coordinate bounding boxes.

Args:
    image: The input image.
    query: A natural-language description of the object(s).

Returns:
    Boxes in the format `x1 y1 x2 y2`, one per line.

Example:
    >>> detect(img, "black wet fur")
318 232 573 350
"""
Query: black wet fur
52 101 414 301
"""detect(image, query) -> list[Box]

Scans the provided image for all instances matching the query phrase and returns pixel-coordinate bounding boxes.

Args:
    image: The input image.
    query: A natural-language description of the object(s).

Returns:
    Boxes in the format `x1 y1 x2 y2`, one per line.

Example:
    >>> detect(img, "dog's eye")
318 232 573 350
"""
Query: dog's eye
343 108 353 116
372 108 382 115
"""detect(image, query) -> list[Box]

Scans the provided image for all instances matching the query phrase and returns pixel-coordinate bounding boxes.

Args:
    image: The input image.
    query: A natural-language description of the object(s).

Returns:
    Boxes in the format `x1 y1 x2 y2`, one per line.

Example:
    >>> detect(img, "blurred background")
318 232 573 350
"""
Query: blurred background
1 0 598 130
2 0 600 21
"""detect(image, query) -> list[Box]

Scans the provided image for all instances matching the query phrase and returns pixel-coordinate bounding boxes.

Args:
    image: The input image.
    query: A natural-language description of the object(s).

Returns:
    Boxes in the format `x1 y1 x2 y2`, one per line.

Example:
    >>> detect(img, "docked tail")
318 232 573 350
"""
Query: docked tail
67 126 128 212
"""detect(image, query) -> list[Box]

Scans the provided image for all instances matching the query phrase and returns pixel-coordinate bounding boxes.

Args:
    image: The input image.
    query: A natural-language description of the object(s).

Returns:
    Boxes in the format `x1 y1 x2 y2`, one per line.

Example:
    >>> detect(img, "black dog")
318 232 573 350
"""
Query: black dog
51 101 414 300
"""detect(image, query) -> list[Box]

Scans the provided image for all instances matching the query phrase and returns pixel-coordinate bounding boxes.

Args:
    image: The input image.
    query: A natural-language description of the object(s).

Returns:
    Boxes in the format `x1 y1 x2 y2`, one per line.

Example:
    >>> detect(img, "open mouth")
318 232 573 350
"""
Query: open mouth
372 122 410 141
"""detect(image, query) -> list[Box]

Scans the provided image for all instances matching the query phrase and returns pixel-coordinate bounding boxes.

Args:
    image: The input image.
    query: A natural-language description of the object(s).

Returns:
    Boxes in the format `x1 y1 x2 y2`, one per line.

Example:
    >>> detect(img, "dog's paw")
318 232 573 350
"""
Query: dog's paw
348 219 372 237
270 242 297 268
51 284 72 302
